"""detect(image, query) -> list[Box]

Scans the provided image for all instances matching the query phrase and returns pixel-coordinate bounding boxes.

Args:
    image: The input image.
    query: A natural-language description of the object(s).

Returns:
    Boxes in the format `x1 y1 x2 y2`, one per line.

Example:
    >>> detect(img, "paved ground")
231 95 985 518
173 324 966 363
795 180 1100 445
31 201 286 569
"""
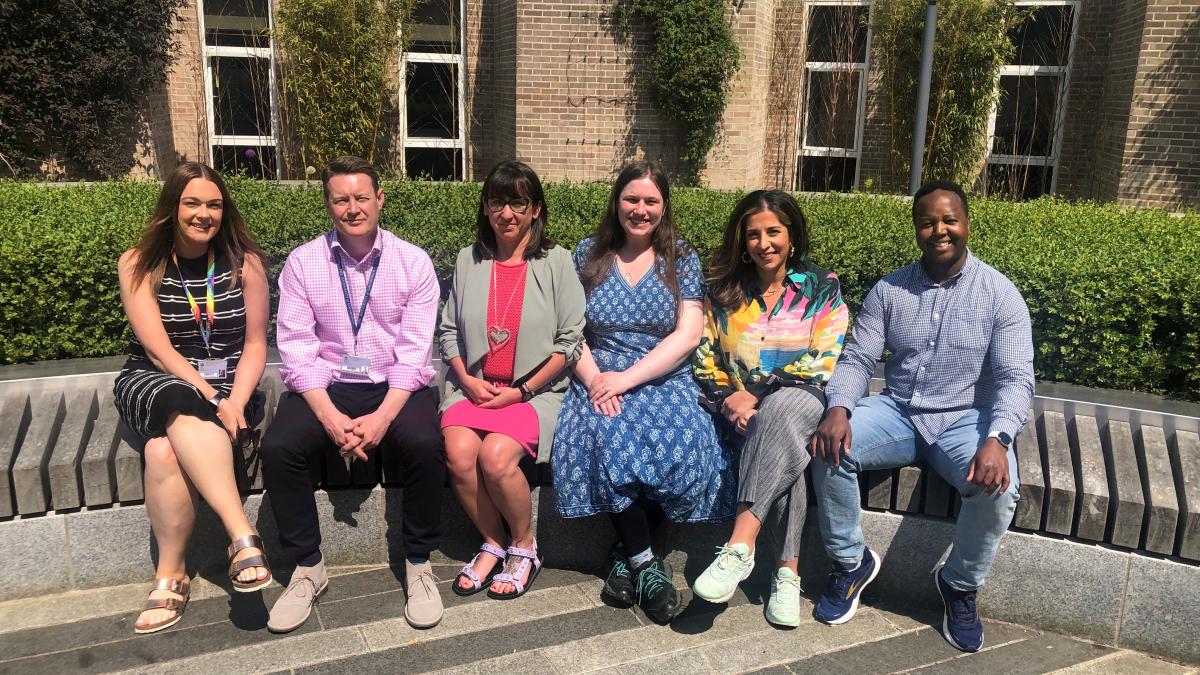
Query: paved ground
0 565 1194 675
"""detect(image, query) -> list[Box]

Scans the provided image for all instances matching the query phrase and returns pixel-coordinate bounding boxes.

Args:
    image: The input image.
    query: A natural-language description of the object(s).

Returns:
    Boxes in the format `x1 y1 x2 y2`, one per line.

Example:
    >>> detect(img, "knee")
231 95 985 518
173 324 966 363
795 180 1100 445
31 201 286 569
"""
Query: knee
443 435 480 479
143 437 179 474
478 439 519 482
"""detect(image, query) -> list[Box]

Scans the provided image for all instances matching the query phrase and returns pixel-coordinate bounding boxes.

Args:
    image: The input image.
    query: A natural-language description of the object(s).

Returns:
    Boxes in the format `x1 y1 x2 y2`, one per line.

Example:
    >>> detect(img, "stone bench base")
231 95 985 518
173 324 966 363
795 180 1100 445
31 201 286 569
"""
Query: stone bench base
1 485 1196 664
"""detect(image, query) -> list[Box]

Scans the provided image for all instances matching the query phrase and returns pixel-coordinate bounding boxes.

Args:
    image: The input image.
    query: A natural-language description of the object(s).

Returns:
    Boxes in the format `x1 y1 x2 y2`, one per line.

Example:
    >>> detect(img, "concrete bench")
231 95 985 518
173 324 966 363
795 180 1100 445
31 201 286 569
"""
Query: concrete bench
2 359 1198 562
2 357 1199 663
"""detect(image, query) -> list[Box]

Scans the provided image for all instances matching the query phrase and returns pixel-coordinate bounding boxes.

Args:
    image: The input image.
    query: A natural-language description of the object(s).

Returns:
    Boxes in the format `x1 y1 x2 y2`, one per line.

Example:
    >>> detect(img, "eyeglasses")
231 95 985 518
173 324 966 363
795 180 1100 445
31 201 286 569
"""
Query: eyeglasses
486 197 532 214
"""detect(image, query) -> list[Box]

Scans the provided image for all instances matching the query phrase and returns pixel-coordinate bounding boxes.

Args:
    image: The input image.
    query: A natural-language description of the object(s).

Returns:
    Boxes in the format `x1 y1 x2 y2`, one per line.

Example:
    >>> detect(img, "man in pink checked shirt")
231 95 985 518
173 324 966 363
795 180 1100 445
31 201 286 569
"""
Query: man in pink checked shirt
260 156 446 633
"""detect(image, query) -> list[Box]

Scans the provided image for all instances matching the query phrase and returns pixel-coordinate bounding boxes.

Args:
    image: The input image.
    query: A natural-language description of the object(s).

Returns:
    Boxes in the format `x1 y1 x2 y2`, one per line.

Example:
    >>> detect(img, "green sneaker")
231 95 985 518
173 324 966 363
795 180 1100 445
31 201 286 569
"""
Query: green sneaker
765 567 802 627
692 543 754 603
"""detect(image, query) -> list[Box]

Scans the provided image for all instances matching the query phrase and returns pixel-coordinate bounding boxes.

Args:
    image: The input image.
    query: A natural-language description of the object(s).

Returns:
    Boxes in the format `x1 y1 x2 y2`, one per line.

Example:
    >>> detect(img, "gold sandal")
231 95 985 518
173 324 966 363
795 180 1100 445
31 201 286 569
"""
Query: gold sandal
228 534 272 592
133 577 190 634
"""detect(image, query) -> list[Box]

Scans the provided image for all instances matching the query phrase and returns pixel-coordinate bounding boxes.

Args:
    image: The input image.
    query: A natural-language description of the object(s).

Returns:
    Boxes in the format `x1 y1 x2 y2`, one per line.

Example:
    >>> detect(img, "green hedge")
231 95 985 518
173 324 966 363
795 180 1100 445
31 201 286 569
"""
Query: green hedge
2 179 1197 400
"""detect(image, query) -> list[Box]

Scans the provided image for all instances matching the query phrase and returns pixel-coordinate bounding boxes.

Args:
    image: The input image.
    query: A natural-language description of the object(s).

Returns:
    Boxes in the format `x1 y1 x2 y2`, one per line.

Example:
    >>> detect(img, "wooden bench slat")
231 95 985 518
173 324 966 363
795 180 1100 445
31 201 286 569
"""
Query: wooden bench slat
1071 414 1110 541
0 393 32 518
1042 411 1076 535
1175 430 1200 562
1105 420 1145 549
895 465 924 513
1138 424 1178 555
81 391 120 506
1013 409 1044 530
47 389 98 511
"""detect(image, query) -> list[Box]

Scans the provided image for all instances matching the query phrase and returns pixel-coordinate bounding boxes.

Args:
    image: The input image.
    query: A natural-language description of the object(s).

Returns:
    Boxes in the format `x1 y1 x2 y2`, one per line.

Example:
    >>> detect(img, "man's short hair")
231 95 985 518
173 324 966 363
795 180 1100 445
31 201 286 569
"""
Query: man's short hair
321 156 380 198
912 180 969 220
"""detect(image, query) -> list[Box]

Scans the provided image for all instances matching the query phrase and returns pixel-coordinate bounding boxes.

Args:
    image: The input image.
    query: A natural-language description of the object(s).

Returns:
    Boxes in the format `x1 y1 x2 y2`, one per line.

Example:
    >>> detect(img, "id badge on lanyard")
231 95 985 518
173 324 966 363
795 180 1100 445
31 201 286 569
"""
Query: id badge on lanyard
199 358 228 380
174 250 225 380
335 248 380 377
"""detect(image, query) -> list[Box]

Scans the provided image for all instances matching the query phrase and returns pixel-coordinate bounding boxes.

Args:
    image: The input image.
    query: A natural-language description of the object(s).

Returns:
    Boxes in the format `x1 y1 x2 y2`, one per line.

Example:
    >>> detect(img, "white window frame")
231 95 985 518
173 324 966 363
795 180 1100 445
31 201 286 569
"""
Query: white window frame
796 0 872 192
984 0 1079 196
399 0 467 180
198 1 281 177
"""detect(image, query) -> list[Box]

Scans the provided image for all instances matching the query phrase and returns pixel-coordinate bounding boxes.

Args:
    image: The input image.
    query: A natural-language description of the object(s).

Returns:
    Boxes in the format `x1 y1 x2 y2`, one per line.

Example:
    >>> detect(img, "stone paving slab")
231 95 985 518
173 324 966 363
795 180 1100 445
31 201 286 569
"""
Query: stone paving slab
752 621 1036 674
906 632 1114 674
1052 651 1198 673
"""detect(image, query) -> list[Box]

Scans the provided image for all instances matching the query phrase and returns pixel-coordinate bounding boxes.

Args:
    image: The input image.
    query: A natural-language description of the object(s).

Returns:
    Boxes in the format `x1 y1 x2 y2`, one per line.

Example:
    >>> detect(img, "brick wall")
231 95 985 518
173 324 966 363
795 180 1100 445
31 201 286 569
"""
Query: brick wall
467 0 518 178
164 1 209 169
1117 0 1199 210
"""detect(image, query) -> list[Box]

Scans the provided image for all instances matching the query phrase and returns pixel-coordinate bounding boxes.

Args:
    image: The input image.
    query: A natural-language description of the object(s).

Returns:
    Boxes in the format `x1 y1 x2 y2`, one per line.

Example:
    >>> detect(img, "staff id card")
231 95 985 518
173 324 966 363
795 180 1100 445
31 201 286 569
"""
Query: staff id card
199 358 228 380
340 354 370 375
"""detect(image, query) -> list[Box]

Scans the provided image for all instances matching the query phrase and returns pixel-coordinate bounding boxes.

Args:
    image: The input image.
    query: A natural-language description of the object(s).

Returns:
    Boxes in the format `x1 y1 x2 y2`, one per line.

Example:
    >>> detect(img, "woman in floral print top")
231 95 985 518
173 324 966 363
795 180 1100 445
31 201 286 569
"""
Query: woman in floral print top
690 189 848 628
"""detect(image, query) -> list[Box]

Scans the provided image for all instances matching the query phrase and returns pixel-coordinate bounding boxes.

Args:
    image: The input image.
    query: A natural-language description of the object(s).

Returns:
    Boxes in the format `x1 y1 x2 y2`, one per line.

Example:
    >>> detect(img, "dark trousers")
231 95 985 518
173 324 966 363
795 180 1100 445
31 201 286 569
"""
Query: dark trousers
261 382 445 559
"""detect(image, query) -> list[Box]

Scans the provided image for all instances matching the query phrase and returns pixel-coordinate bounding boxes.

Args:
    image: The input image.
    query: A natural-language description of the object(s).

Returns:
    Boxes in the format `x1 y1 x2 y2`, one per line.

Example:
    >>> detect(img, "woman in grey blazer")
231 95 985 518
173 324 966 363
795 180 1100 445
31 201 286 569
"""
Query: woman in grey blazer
439 161 586 600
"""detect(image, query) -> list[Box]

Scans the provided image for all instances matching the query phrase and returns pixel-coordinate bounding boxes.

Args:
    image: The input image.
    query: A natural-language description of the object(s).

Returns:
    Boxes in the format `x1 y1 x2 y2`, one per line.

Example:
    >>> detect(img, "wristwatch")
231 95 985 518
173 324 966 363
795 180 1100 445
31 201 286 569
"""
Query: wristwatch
519 383 535 402
988 431 1013 447
208 391 228 409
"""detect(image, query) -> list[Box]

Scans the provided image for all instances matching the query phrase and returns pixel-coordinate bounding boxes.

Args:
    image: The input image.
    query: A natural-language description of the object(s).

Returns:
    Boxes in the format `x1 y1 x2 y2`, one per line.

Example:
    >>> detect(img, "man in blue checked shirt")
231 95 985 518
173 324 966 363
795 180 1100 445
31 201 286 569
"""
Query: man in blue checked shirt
809 180 1034 653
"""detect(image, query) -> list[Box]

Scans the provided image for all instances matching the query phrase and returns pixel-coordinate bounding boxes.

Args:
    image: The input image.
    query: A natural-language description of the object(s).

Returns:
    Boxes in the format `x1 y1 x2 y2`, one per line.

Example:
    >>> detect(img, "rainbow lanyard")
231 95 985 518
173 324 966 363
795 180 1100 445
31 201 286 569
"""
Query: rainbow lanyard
172 248 216 354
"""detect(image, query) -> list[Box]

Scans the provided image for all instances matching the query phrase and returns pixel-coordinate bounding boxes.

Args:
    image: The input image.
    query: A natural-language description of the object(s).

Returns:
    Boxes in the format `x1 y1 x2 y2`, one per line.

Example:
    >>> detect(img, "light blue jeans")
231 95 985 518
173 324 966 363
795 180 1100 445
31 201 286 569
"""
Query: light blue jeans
811 395 1019 591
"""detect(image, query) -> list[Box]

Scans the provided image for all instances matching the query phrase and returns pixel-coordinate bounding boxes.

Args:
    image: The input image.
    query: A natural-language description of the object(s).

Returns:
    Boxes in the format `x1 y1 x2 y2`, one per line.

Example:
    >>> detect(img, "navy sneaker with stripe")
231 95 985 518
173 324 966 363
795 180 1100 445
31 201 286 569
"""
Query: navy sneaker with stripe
813 546 880 625
935 566 984 652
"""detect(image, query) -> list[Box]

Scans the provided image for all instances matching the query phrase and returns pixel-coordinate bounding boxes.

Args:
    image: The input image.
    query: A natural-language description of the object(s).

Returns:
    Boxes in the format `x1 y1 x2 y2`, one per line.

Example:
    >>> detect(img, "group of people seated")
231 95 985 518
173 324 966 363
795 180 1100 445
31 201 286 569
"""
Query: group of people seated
114 154 1033 654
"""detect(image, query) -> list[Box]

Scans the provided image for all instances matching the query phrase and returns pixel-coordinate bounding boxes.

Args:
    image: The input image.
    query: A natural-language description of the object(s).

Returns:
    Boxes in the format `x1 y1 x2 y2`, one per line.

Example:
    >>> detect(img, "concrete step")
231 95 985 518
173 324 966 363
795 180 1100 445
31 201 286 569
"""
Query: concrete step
0 566 1193 675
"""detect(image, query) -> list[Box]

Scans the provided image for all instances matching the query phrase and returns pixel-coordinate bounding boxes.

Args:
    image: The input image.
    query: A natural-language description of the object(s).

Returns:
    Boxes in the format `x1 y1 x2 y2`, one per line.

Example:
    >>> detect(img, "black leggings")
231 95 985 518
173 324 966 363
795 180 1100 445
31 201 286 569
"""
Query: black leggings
608 497 667 556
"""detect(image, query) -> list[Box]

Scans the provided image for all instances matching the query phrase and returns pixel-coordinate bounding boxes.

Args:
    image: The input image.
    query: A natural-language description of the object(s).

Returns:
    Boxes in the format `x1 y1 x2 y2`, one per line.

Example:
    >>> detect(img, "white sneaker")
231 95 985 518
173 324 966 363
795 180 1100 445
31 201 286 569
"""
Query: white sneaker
692 542 755 603
765 567 802 627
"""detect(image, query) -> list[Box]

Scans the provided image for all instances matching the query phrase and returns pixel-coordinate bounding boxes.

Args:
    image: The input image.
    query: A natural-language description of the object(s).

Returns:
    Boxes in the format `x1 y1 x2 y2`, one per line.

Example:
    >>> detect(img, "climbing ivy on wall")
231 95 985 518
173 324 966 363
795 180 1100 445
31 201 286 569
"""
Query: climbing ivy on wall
612 0 740 185
0 0 185 178
872 0 1024 187
273 0 413 172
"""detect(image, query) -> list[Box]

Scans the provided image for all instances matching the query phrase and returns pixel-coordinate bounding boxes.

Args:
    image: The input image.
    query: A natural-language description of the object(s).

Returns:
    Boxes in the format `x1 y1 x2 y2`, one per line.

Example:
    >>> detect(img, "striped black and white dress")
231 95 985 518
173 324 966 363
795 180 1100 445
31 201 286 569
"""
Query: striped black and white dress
114 248 250 439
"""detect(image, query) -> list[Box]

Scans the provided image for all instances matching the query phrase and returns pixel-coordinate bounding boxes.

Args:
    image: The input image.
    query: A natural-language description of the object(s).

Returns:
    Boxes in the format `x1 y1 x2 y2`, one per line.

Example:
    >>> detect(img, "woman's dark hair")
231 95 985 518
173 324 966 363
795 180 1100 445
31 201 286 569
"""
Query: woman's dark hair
473 160 555 261
912 179 969 219
706 189 811 311
128 161 266 292
581 160 690 310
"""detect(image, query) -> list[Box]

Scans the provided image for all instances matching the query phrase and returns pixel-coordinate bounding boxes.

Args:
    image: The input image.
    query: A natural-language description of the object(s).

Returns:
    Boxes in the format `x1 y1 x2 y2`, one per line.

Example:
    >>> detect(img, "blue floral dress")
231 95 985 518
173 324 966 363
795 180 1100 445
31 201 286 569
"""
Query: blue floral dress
552 237 736 523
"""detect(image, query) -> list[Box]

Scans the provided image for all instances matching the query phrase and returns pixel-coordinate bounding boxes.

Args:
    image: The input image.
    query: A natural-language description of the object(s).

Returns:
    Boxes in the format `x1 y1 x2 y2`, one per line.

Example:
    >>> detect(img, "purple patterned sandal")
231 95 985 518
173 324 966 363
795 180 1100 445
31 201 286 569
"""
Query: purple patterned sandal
453 543 507 597
487 541 543 600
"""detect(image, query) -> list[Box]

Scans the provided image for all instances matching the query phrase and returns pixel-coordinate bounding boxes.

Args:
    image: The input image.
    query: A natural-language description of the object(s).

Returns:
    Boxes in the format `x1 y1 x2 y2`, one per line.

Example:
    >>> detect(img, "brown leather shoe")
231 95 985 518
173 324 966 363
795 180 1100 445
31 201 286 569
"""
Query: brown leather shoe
267 559 328 633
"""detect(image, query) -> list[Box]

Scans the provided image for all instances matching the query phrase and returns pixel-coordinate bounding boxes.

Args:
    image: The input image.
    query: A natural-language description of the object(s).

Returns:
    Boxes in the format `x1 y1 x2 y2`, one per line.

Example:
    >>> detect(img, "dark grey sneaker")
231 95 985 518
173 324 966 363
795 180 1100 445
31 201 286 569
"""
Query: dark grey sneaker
635 557 682 624
601 545 635 607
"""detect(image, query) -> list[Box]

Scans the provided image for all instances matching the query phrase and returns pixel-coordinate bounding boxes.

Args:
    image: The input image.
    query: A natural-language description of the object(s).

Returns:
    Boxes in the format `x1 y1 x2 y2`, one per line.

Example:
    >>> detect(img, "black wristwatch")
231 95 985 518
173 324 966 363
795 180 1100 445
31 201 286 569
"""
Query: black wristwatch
989 431 1013 447
208 391 228 409
519 383 535 402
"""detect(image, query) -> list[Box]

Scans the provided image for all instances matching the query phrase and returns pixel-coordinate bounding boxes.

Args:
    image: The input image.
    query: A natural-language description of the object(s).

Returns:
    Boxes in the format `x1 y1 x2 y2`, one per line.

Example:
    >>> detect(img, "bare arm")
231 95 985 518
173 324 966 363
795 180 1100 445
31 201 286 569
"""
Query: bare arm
228 255 268 411
591 300 704 404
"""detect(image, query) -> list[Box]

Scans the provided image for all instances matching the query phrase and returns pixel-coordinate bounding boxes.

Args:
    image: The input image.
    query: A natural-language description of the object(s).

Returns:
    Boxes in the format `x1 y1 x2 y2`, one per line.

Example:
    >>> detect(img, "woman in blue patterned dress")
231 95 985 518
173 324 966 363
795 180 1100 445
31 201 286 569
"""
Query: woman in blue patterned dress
552 160 735 624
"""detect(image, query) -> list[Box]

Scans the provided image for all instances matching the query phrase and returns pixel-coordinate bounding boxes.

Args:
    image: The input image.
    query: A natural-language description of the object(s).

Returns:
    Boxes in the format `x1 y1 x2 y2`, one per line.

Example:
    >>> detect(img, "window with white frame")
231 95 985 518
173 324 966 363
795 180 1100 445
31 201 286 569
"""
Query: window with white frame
983 1 1078 200
200 0 279 178
797 1 870 192
402 0 466 180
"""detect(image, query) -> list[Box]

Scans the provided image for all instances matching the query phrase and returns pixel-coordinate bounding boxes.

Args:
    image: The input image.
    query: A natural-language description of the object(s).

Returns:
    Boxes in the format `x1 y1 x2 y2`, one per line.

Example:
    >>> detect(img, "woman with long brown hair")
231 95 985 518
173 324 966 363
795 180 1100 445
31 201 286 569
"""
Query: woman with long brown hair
114 161 271 633
690 189 848 627
552 160 735 625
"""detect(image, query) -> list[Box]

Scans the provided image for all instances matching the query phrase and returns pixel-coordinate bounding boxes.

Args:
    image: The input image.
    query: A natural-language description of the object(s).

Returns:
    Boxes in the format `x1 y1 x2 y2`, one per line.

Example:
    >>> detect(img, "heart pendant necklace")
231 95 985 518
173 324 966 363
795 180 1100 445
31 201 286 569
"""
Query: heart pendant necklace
487 260 524 354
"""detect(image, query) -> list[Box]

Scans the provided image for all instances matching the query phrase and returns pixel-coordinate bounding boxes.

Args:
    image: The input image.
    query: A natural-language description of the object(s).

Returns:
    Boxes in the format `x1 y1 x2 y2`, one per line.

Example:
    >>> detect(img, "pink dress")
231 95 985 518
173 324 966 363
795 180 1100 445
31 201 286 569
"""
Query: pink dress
440 260 540 455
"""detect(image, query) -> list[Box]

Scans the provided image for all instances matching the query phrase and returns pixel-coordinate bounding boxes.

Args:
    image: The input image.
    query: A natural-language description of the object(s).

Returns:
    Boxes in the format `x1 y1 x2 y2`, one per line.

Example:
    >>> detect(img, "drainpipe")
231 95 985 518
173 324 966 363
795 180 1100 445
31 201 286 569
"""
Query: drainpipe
909 0 938 194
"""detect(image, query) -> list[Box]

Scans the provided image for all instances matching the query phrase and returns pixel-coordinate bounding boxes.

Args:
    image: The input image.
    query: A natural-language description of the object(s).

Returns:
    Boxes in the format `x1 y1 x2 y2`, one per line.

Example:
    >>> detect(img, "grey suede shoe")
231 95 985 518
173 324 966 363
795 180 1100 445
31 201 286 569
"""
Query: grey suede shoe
404 559 444 629
267 559 329 633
